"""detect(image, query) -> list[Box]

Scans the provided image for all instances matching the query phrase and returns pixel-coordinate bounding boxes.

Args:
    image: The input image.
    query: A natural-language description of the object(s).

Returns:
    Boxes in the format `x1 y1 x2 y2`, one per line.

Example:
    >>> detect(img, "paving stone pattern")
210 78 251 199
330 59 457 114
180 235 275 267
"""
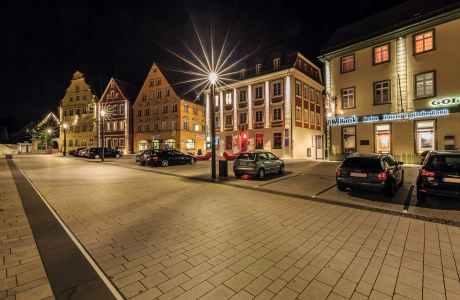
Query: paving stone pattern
6 156 460 299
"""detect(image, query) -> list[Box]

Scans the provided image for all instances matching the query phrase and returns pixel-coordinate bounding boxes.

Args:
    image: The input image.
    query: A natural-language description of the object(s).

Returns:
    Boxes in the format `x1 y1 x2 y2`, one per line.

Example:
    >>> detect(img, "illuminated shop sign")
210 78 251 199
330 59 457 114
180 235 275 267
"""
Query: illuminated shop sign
328 109 449 126
431 98 459 106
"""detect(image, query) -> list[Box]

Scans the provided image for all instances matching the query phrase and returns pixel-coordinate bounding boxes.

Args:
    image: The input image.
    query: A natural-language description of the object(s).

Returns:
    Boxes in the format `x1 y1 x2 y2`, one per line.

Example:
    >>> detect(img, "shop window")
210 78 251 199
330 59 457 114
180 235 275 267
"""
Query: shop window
225 136 232 150
416 121 435 154
415 71 435 99
341 54 355 73
373 44 390 65
342 87 355 109
185 138 195 150
256 134 263 149
375 124 391 153
342 126 356 154
374 80 390 104
164 139 175 150
152 140 159 149
273 133 282 149
413 29 434 54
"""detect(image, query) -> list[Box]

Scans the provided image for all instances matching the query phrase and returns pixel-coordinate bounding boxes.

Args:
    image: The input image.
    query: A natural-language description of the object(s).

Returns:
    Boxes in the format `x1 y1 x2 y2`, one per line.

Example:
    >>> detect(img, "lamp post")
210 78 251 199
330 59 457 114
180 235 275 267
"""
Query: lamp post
63 123 67 156
101 109 105 162
209 72 217 179
47 129 51 154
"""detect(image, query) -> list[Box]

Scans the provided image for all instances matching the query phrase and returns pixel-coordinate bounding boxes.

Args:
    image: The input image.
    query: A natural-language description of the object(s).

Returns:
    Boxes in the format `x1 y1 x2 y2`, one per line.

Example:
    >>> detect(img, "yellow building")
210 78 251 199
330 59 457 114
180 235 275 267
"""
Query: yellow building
132 63 206 153
58 71 98 154
319 0 460 163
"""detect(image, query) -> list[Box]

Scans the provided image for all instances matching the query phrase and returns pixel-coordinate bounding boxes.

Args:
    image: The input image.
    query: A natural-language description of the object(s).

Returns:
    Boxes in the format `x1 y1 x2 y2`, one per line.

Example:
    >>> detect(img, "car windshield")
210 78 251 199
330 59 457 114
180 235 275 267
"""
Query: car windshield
427 155 460 171
341 157 383 169
237 153 257 160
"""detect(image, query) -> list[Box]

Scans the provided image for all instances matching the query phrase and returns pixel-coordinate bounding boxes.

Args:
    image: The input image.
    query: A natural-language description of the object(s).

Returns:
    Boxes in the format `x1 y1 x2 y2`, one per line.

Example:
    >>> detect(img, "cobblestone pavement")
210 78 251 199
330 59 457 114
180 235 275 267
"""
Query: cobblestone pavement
2 155 460 299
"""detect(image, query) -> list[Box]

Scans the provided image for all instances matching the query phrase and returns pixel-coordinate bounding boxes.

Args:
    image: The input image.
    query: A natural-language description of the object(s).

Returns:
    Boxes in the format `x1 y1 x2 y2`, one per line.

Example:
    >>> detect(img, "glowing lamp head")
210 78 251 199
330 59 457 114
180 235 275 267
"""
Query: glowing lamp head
63 123 67 129
243 133 247 139
101 110 106 117
209 72 218 84
47 129 51 134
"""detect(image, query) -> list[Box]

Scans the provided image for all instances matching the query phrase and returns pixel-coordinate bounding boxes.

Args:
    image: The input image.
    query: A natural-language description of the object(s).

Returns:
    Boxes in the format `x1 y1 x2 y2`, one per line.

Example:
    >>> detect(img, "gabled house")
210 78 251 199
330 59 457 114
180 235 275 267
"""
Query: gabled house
132 63 207 154
99 78 137 154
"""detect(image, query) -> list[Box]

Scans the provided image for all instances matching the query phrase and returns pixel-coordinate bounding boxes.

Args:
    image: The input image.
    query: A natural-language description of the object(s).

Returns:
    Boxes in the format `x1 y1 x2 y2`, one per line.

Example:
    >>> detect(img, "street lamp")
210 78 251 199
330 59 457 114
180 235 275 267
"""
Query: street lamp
101 109 106 162
47 129 52 154
209 72 217 179
63 123 67 156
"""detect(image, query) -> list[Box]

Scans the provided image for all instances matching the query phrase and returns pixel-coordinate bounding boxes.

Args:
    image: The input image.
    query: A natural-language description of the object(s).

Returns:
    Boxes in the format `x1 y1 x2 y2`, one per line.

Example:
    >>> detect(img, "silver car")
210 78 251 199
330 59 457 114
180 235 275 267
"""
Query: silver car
233 151 284 179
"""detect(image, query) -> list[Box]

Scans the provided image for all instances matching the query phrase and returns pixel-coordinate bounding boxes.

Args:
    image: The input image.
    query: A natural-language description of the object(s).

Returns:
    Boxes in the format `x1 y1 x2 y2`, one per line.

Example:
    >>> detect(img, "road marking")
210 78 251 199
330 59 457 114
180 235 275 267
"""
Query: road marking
403 184 415 213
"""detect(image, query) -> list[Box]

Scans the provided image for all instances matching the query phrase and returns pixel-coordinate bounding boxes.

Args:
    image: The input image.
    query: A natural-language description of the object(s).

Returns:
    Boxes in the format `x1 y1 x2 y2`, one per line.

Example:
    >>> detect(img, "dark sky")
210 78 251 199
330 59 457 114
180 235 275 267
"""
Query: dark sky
1 0 408 128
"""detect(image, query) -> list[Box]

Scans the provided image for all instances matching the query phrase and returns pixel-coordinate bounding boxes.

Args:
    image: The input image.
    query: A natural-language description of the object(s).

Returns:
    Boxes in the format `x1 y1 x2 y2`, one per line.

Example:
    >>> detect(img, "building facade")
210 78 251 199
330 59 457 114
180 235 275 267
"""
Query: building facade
207 45 325 159
132 63 207 153
58 71 98 154
319 0 460 163
99 78 137 154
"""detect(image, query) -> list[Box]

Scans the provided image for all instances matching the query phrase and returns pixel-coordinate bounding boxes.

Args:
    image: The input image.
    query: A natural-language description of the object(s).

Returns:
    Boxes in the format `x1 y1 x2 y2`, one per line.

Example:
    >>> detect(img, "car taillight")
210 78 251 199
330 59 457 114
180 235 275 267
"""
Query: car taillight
377 172 387 181
421 169 435 176
151 155 158 160
336 168 341 177
251 162 257 169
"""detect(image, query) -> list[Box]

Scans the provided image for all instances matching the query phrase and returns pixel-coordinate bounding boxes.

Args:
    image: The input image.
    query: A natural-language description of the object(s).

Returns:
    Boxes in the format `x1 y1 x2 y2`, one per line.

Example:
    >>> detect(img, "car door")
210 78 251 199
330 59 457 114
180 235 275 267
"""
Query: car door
163 151 177 165
259 153 271 172
267 152 280 173
385 157 401 184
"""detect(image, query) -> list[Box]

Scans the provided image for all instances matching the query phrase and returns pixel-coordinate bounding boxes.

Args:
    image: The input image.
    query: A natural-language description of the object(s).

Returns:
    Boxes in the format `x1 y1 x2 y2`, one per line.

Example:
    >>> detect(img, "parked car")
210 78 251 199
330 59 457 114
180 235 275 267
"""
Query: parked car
136 149 164 165
336 153 404 197
77 148 89 157
87 147 123 159
416 150 460 201
71 147 86 157
233 151 284 179
146 150 196 167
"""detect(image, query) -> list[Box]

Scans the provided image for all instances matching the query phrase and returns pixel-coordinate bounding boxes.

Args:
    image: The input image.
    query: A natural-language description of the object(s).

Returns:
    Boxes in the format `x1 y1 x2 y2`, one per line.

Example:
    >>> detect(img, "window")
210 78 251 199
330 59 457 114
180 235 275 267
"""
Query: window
316 92 320 104
341 54 355 73
156 78 161 85
165 88 170 97
162 105 168 113
69 126 73 132
153 66 157 72
120 105 125 115
374 80 390 104
304 109 309 122
89 139 94 146
83 94 86 100
76 95 80 101
295 106 301 121
303 85 308 99
310 111 315 124
215 96 219 107
295 82 301 96
239 113 247 124
240 69 245 79
69 140 73 147
149 79 154 87
239 90 246 102
342 87 355 109
70 96 73 102
145 107 150 116
82 139 87 146
82 124 87 132
310 88 314 101
202 109 205 117
255 86 263 99
415 71 435 98
63 110 67 116
184 105 189 113
75 139 80 146
273 58 280 70
112 122 117 131
172 121 177 130
183 121 189 131
137 124 142 132
172 103 178 112
154 106 158 114
149 92 153 100
273 133 282 149
256 134 263 149
226 136 232 150
82 107 87 114
143 93 147 101
273 82 281 96
157 90 162 99
193 107 198 115
153 123 158 131
225 114 232 126
75 125 80 133
225 93 232 105
162 121 167 131
202 125 205 132
110 82 114 88
256 63 262 74
137 109 141 116
316 113 321 125
120 121 125 130
89 124 94 131
255 110 263 123
215 116 219 127
373 44 390 64
273 108 282 121
414 29 434 54
185 138 195 150
119 138 124 147
113 105 119 114
89 106 94 114
110 91 114 99
69 109 74 116
75 108 80 115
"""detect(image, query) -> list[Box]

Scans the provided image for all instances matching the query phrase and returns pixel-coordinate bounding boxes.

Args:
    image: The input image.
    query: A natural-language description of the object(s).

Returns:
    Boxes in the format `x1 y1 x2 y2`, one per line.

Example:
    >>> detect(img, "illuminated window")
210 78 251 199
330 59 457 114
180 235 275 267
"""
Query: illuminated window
273 133 282 149
342 87 355 109
120 105 125 114
373 44 390 64
341 54 355 73
273 58 280 70
193 107 198 115
415 71 435 98
414 30 434 54
89 106 94 114
374 80 390 104
225 93 232 105
256 134 263 149
226 136 232 150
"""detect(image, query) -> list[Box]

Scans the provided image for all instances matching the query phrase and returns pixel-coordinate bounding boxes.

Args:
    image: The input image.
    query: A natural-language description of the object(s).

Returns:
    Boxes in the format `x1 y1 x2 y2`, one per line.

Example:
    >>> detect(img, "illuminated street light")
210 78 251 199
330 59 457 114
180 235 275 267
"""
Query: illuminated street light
101 109 106 162
63 123 67 156
47 129 51 154
209 72 218 179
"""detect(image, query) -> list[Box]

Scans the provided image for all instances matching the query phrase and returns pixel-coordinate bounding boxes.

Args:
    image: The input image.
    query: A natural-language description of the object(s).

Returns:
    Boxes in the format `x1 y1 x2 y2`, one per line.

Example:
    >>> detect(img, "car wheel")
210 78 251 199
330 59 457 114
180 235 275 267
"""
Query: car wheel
190 158 196 165
386 179 396 197
116 154 120 158
257 168 265 179
161 160 169 167
416 188 426 202
234 173 242 178
337 186 346 192
398 170 404 186
140 162 145 165
95 154 100 159
278 164 285 174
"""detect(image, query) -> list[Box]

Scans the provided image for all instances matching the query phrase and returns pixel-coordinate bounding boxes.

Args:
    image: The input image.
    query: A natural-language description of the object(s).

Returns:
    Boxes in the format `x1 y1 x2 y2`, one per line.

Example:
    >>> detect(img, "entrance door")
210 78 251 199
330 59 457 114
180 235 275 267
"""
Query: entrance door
107 139 112 149
375 124 391 153
239 132 248 152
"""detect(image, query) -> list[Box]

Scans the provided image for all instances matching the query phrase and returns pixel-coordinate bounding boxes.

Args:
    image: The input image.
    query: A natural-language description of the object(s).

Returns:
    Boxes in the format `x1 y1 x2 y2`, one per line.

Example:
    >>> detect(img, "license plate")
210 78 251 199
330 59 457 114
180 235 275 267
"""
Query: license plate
443 177 460 183
239 162 248 166
350 172 367 178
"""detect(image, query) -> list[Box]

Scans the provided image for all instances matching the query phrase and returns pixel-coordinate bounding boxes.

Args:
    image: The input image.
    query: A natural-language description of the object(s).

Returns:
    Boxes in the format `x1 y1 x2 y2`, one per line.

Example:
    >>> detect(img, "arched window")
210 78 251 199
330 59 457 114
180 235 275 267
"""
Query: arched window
164 138 176 150
138 139 148 151
185 138 195 150
152 140 160 149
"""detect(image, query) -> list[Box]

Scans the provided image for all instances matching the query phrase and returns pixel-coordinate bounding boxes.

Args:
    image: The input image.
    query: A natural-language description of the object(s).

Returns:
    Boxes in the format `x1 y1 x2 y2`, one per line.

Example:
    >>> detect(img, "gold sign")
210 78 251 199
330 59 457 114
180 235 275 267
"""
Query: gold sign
224 126 233 131
254 123 264 129
271 122 284 127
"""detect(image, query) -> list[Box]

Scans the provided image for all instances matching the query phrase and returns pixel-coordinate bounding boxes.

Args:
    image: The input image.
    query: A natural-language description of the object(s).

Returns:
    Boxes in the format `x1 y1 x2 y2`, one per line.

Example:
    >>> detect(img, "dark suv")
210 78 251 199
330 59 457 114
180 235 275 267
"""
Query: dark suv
336 153 404 197
417 150 460 201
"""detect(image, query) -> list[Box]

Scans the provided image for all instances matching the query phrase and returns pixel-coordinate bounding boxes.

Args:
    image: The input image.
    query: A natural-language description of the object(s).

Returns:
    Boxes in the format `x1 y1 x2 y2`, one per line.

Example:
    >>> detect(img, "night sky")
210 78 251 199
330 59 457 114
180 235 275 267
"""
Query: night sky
1 0 408 130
